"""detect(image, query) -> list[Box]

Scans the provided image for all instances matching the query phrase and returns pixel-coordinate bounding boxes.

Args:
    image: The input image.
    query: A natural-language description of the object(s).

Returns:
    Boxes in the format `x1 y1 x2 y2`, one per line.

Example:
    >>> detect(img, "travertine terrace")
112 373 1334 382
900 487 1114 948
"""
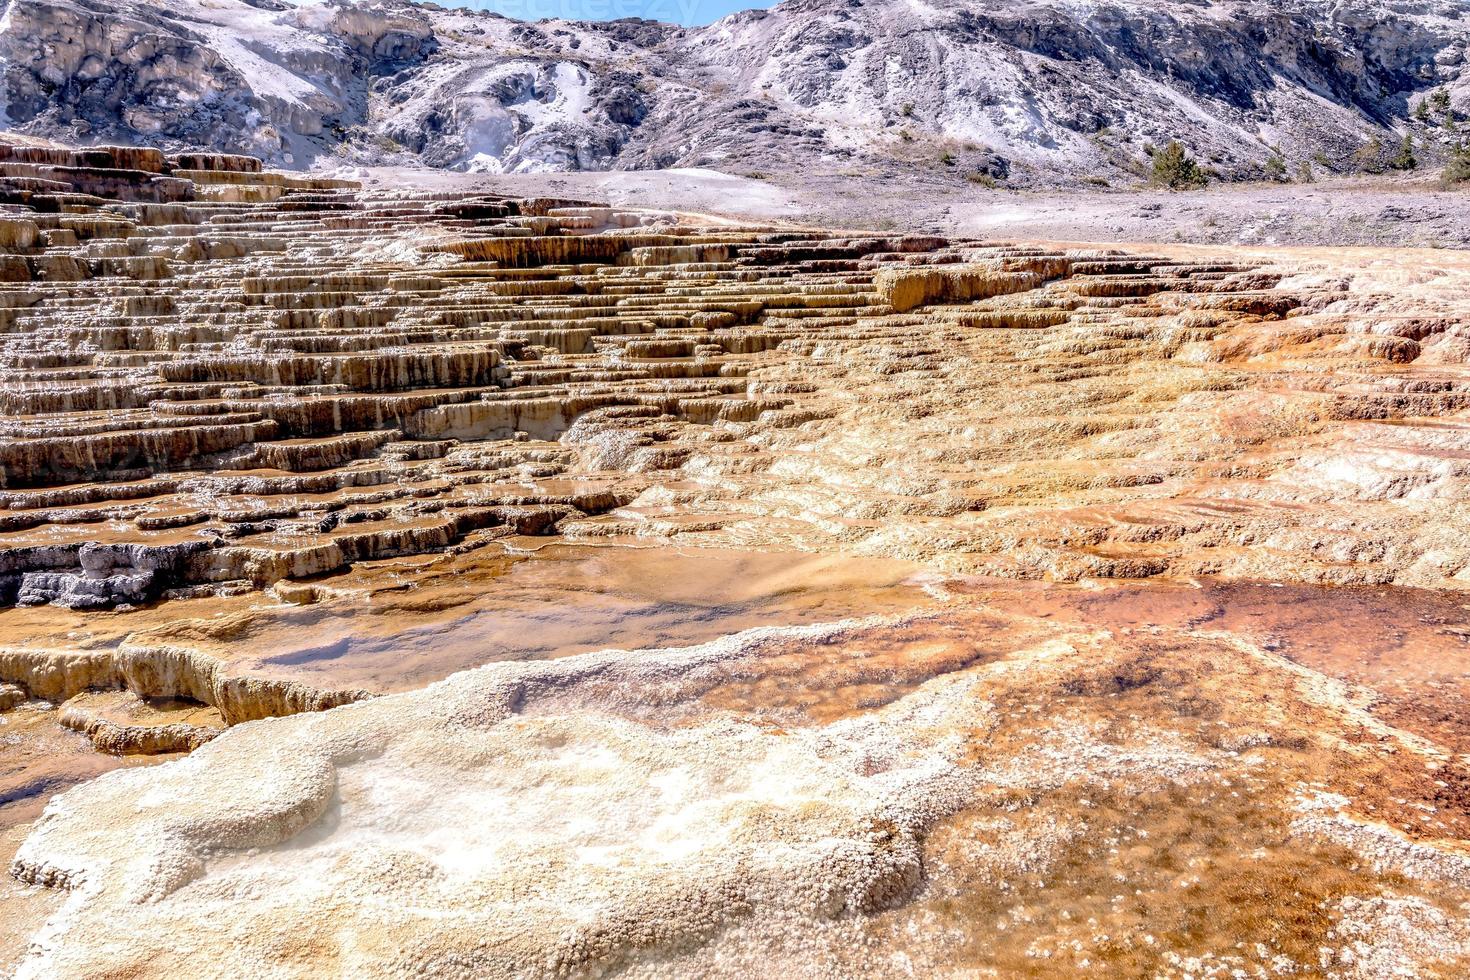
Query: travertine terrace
4 144 1470 977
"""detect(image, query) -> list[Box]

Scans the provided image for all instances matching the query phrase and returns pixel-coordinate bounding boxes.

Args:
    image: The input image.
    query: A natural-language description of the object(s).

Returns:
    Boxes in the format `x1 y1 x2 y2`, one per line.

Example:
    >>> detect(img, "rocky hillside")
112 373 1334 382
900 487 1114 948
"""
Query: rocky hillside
1 0 1467 184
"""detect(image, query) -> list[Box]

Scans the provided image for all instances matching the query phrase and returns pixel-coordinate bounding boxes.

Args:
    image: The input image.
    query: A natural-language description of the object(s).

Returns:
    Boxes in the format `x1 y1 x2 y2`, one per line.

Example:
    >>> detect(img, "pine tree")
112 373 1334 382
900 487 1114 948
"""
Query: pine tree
1429 88 1452 119
1445 140 1470 186
1392 134 1417 171
1151 141 1207 189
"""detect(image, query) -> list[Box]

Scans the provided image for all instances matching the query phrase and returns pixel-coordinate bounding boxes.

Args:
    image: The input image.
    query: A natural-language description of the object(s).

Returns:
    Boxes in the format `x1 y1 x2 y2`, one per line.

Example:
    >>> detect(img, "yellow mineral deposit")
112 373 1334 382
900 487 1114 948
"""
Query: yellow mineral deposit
1 144 1470 977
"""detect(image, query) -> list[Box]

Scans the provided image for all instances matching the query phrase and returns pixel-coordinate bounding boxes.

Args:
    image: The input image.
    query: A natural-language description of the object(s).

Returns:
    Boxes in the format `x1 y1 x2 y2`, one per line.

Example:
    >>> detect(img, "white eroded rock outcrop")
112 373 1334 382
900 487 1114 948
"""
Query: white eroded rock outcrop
15 606 1470 977
13 621 988 974
1 0 1466 182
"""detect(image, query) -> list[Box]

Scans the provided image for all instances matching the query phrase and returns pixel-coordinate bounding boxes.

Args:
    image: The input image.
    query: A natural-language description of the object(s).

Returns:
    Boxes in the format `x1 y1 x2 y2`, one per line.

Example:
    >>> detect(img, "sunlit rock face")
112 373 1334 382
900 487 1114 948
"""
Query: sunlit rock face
3 142 1470 977
0 0 1466 182
0 143 1467 614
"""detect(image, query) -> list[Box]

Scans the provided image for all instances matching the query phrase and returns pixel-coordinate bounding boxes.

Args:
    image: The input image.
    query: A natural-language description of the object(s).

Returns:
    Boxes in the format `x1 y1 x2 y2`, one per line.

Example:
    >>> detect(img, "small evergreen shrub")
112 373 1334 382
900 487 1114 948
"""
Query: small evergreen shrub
1151 141 1207 189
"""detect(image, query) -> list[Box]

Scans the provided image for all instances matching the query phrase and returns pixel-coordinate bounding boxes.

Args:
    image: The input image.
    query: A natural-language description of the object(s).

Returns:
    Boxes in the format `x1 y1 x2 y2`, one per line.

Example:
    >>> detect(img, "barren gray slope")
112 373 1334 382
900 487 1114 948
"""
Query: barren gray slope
0 0 1467 184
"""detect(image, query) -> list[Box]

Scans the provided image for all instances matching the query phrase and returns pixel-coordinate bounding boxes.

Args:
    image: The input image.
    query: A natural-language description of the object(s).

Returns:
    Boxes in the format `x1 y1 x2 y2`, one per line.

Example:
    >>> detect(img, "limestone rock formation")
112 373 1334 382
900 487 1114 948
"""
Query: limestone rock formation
4 141 1470 976
13 601 1470 977
1 0 1467 182
0 142 1466 621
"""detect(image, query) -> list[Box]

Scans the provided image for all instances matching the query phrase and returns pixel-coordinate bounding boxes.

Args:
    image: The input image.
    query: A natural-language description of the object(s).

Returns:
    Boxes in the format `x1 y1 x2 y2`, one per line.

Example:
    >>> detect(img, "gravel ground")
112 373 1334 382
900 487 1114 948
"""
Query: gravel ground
350 164 1470 248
